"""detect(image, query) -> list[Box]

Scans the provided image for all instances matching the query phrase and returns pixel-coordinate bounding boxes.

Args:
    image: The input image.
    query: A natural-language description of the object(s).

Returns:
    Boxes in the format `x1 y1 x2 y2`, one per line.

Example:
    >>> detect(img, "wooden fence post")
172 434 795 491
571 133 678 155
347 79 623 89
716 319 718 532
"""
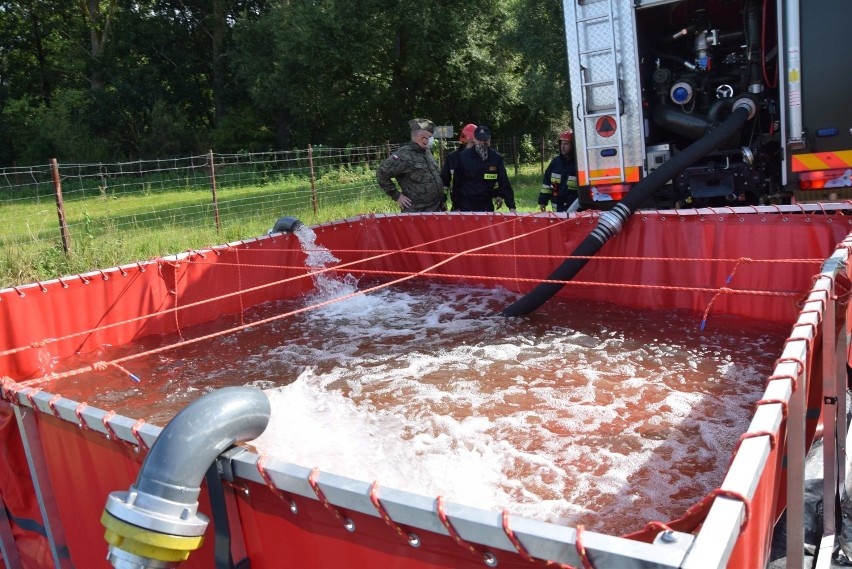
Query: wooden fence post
50 158 71 254
208 150 221 232
308 144 318 215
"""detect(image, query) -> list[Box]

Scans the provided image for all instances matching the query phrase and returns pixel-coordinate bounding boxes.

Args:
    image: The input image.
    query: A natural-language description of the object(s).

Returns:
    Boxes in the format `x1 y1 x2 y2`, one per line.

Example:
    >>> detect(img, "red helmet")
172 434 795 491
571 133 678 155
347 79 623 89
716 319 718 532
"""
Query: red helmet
558 130 574 142
460 123 477 143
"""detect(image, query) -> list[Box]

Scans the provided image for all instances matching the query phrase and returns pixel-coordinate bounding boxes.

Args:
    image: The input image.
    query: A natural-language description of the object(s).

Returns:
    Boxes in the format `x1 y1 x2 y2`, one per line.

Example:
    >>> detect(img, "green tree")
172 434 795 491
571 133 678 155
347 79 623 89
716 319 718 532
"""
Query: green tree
0 0 573 163
507 0 572 138
231 0 524 147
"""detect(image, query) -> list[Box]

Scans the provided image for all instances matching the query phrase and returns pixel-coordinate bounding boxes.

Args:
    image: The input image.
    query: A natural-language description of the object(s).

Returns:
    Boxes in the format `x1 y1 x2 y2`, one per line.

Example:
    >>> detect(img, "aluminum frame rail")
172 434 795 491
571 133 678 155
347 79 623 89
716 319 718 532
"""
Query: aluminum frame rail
681 230 852 568
2 388 695 568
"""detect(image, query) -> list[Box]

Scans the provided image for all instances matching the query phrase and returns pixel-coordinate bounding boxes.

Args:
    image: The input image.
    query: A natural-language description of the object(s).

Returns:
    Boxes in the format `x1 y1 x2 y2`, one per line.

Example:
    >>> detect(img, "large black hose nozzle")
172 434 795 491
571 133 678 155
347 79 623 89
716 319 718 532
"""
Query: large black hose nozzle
269 216 304 235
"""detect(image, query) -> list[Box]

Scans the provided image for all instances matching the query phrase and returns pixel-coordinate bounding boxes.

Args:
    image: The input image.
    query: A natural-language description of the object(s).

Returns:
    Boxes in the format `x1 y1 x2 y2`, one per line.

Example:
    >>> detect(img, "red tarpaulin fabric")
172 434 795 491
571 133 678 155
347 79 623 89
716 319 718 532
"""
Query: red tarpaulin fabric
0 210 849 568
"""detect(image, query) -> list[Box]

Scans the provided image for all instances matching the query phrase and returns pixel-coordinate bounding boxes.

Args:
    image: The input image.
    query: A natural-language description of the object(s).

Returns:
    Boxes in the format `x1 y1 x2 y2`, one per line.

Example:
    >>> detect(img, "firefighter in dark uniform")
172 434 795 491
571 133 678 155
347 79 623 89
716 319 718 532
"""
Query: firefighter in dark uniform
452 125 516 212
539 129 579 213
440 123 476 210
376 118 446 212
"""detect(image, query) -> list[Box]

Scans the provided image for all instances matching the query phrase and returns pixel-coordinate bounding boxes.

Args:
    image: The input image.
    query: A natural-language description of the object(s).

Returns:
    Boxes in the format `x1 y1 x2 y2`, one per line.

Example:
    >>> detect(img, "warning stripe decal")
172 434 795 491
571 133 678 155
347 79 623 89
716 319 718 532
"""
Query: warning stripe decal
579 167 641 186
791 150 852 172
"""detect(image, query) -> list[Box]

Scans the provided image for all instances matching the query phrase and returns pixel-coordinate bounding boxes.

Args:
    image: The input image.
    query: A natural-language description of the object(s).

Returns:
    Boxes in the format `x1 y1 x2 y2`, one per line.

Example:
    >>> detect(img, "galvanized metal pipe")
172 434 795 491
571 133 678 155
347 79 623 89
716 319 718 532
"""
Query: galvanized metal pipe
785 0 803 146
102 386 271 569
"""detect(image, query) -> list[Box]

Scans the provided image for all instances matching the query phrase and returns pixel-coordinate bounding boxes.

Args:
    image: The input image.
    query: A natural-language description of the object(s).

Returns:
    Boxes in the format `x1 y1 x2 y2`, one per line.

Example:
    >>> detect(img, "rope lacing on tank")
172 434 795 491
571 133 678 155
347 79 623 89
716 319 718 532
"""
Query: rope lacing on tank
308 467 354 532
255 455 298 514
101 410 120 440
74 402 91 430
203 249 822 265
774 355 806 385
727 431 778 470
0 214 820 391
623 488 751 543
501 509 591 569
0 376 15 402
755 398 789 422
127 418 148 451
788 321 818 345
368 481 420 547
24 387 41 408
435 495 497 566
99 410 148 451
46 394 63 420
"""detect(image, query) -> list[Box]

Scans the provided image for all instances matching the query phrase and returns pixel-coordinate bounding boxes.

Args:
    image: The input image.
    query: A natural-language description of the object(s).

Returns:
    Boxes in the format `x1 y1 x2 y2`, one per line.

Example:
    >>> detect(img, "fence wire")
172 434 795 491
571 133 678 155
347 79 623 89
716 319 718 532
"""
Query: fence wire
0 137 550 284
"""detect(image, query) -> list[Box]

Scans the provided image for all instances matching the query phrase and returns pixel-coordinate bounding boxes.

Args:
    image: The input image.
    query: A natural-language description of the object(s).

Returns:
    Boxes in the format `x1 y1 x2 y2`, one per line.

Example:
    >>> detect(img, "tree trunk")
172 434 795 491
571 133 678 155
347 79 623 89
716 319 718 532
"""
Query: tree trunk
81 0 112 91
276 110 292 150
211 0 227 125
26 7 50 104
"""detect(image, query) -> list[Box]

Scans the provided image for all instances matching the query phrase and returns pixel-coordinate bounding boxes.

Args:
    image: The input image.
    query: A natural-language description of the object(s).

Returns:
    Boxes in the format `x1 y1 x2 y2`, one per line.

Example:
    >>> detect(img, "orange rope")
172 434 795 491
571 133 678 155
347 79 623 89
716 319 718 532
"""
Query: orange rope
623 488 751 543
12 277 802 389
308 467 353 531
436 495 491 561
255 455 298 514
190 250 823 265
369 481 419 546
16 218 573 386
74 402 91 430
0 216 534 362
501 509 583 569
1 213 824 392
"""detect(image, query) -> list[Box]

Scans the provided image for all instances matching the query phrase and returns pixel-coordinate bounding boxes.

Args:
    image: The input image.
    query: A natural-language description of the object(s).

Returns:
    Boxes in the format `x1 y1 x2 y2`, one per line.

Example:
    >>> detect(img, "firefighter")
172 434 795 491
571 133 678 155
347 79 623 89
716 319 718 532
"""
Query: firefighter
440 123 477 210
376 118 446 212
539 129 579 213
452 125 516 213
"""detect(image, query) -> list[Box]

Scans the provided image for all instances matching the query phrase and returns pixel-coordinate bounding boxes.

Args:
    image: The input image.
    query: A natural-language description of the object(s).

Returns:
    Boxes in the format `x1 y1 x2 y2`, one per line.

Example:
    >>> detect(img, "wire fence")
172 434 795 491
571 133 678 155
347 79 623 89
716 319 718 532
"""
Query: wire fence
0 136 553 282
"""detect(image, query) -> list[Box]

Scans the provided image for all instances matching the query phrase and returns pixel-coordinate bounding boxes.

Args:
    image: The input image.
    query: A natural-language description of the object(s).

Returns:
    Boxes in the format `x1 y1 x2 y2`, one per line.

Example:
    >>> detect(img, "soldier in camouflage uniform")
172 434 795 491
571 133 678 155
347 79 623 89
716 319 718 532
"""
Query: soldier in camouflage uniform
376 118 446 212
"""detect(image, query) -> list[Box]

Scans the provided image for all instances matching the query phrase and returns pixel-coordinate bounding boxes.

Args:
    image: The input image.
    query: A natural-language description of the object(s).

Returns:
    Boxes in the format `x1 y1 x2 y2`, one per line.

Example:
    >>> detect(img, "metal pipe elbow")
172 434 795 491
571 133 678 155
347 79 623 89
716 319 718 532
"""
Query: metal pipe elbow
102 387 271 568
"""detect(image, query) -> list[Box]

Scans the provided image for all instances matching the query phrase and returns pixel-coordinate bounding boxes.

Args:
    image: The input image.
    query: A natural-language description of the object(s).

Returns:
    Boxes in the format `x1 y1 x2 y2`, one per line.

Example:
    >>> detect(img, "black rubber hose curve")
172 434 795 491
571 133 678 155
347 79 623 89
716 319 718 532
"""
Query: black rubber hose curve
500 106 750 317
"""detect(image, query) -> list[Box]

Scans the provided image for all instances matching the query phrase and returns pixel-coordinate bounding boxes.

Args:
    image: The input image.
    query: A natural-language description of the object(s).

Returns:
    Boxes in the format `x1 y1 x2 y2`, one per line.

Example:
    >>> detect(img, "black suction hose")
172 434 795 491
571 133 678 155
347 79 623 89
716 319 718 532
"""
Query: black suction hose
500 105 751 317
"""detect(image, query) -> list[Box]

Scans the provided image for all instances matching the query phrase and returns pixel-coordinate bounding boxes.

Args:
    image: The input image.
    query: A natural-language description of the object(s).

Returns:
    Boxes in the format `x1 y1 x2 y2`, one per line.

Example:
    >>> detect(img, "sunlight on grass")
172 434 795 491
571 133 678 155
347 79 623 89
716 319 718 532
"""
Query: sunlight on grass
1 164 546 289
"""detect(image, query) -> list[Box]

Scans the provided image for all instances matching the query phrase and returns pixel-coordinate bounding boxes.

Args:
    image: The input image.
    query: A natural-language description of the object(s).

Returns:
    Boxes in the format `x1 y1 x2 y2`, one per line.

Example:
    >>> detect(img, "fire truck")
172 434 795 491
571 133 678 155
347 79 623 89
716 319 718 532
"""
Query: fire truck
562 0 852 209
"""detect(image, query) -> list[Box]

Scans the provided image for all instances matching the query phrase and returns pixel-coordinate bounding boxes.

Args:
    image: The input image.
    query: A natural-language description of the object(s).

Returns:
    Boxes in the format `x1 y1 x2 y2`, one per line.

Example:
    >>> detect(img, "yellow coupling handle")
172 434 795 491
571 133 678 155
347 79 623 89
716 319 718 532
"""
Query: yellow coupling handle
101 510 204 563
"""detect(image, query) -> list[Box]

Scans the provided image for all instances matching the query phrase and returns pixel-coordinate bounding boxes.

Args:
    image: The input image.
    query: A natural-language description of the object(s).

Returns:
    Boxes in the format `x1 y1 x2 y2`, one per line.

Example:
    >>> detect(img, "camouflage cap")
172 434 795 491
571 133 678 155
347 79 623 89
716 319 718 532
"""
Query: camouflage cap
409 118 436 133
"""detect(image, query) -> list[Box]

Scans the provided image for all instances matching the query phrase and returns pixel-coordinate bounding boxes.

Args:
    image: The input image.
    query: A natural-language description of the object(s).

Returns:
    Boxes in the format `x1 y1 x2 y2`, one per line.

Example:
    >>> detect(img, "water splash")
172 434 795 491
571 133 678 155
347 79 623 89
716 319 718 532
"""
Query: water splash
293 224 340 270
291 224 361 300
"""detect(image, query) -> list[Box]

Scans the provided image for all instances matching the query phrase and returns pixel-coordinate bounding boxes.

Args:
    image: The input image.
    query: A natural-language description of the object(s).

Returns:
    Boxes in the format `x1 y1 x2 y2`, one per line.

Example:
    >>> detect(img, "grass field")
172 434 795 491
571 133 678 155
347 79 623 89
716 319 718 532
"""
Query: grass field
0 164 547 289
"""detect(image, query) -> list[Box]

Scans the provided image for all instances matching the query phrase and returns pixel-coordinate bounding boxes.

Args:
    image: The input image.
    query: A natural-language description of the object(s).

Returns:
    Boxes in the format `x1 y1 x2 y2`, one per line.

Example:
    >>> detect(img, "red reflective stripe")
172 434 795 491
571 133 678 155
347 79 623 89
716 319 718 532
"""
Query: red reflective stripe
791 150 852 172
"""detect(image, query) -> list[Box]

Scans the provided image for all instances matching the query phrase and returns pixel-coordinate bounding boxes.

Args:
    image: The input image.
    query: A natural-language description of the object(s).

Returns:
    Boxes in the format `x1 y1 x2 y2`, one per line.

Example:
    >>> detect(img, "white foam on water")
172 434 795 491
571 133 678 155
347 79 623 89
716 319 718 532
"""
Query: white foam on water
247 276 783 535
50 229 786 536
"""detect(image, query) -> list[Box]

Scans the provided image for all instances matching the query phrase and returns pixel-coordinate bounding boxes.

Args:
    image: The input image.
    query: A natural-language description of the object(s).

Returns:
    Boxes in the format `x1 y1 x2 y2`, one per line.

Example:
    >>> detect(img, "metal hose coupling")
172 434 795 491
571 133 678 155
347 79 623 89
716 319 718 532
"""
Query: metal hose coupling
731 95 758 120
102 386 271 568
589 203 631 245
